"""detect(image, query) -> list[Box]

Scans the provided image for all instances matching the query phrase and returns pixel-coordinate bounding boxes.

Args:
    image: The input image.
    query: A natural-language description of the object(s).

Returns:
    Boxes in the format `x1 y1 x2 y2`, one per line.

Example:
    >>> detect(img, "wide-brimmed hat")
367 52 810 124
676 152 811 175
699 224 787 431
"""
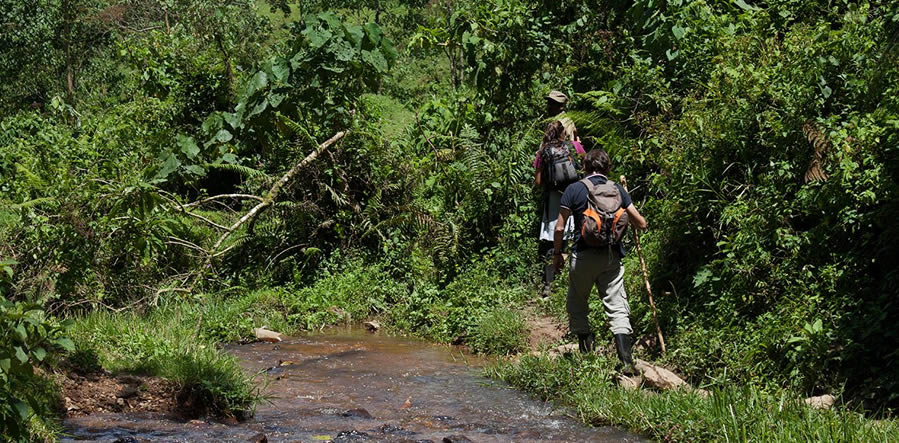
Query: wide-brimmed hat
546 90 568 104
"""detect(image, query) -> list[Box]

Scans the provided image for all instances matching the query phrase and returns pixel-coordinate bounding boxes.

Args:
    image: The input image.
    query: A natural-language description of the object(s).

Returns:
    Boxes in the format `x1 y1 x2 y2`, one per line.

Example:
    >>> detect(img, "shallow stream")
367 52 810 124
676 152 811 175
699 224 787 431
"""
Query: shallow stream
64 328 642 442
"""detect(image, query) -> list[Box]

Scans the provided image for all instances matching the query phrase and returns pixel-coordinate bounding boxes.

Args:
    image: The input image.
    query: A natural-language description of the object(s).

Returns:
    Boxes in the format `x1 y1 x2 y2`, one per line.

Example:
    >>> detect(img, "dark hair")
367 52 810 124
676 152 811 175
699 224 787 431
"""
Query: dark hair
541 121 565 147
584 148 611 175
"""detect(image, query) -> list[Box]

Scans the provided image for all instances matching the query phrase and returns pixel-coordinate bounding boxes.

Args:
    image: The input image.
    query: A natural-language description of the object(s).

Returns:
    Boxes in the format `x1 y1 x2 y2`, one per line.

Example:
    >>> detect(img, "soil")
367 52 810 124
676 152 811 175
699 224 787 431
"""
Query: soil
59 370 177 417
521 300 567 350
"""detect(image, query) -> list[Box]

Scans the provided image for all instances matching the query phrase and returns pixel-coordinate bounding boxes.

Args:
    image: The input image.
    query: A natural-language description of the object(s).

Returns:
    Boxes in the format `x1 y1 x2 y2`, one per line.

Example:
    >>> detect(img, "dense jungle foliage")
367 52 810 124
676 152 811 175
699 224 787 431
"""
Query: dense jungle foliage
2 0 899 439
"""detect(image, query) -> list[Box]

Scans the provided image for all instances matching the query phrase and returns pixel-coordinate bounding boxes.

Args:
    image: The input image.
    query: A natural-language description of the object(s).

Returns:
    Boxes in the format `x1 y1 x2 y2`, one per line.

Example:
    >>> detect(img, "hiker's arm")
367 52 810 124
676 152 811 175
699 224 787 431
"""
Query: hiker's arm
553 207 571 273
626 204 647 230
535 169 542 187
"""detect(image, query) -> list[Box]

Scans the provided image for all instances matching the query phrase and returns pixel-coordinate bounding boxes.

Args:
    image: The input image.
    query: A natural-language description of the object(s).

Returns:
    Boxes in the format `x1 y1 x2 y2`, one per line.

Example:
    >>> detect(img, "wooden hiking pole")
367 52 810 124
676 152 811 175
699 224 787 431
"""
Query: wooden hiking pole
620 175 666 353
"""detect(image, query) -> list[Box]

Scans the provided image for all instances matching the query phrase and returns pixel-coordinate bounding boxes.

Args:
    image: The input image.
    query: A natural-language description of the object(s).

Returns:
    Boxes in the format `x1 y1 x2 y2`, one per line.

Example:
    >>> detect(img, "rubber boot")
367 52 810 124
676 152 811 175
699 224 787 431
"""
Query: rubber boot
614 334 639 375
577 333 595 354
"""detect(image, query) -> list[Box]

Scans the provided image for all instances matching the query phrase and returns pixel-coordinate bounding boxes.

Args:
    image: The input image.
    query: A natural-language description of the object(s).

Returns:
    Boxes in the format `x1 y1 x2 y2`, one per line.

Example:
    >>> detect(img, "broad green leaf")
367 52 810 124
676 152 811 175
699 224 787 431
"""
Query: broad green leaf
53 337 74 351
247 71 268 96
215 129 233 143
247 99 269 118
364 23 383 44
271 59 290 82
345 24 364 47
733 0 755 11
32 347 46 361
14 323 26 340
269 93 286 108
319 11 342 31
361 50 388 73
154 153 179 180
672 25 686 40
14 400 30 419
331 39 356 62
185 165 205 176
0 358 10 371
15 346 27 363
221 153 238 164
177 135 200 159
304 29 332 49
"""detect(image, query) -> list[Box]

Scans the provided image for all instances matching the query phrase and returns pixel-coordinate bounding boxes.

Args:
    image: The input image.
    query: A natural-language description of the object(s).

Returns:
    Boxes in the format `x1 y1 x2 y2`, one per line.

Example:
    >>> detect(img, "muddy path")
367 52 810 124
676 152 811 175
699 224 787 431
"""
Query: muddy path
63 328 642 442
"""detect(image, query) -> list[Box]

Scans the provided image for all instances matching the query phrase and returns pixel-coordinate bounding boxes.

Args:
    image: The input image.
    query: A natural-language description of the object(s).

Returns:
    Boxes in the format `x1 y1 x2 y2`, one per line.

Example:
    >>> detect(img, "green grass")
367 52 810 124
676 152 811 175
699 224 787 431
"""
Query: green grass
488 353 899 442
469 306 528 356
69 307 261 418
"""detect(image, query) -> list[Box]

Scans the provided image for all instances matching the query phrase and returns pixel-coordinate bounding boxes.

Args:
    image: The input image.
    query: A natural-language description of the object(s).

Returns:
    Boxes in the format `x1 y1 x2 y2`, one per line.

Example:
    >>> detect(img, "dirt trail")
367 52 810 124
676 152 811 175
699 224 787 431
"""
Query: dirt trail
521 300 568 350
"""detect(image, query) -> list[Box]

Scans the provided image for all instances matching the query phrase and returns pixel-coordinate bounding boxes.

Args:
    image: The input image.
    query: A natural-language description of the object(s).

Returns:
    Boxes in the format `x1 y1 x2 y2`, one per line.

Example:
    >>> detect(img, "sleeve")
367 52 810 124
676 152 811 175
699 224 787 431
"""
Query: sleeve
560 182 580 210
533 152 542 169
572 140 585 155
617 184 633 209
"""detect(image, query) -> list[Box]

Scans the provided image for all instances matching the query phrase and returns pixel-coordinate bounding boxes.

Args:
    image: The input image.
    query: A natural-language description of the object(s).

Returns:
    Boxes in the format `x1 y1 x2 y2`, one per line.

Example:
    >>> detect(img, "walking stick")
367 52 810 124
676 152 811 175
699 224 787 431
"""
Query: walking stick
620 175 666 353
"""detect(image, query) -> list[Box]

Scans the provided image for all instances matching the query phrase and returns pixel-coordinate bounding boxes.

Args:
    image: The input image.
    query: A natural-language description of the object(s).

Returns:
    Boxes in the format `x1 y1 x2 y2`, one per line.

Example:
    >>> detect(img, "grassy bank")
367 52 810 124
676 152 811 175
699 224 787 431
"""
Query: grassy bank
489 353 899 442
68 307 261 419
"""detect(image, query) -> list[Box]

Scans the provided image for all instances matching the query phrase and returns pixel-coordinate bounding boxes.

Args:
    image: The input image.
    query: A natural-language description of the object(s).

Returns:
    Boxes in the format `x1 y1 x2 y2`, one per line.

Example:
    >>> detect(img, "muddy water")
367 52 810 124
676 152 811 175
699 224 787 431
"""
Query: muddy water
64 328 643 442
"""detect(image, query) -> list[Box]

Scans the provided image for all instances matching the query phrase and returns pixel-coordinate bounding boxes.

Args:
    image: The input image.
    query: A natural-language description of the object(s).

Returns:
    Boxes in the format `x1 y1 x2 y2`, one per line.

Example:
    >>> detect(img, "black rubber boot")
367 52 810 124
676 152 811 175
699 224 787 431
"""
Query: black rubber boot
577 333 595 354
614 334 639 375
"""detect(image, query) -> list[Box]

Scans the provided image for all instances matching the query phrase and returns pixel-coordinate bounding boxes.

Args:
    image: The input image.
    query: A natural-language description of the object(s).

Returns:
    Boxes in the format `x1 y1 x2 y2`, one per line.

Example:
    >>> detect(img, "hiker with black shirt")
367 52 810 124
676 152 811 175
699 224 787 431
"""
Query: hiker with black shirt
535 121 584 298
552 148 647 374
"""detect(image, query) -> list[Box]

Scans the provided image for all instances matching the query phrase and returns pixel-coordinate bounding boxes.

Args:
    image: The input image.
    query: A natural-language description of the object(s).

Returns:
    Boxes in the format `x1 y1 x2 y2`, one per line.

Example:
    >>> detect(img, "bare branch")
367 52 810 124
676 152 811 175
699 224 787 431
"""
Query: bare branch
184 193 264 208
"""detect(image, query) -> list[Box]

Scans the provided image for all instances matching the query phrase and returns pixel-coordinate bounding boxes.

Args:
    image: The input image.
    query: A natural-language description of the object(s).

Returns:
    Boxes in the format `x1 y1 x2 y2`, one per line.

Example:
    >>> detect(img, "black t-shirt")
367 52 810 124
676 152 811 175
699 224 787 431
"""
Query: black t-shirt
559 174 633 256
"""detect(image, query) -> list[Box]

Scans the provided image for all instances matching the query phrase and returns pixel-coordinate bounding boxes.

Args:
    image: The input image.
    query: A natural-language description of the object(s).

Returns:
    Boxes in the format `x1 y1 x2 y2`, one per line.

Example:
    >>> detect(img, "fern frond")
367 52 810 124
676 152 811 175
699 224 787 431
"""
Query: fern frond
204 163 267 178
10 197 56 210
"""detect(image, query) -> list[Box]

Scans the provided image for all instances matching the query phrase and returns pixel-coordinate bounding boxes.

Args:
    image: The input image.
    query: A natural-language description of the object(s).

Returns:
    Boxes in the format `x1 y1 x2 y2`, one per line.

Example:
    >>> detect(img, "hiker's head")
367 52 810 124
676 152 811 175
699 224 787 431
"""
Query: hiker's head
542 121 565 146
545 90 567 116
584 148 612 176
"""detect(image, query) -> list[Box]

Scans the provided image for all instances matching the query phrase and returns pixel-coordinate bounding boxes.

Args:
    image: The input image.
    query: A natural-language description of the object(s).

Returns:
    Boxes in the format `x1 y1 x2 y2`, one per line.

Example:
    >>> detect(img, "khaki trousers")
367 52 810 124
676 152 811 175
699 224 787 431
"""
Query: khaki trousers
567 247 633 336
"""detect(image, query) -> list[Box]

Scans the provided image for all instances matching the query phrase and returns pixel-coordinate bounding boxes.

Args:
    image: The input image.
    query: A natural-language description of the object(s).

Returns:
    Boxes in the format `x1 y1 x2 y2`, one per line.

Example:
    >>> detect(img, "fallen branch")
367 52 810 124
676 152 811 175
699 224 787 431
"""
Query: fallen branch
185 130 346 291
183 193 264 208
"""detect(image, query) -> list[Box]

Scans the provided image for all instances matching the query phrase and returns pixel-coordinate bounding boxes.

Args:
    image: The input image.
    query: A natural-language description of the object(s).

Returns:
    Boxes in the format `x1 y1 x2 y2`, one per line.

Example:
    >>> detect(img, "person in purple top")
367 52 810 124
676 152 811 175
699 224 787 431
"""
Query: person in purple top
534 121 585 298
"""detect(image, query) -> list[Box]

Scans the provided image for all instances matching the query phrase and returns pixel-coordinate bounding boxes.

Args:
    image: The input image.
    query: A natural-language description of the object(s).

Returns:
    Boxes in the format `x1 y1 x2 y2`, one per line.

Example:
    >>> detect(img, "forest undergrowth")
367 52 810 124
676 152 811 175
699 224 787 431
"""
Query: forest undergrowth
2 0 899 440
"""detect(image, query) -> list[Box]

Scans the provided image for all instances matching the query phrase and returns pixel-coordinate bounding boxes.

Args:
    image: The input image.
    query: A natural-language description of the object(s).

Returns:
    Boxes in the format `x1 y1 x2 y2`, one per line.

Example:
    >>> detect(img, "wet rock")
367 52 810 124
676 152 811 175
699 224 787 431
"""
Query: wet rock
333 430 369 441
401 396 413 409
634 359 688 390
805 394 836 410
116 397 126 407
364 321 381 332
253 327 284 343
342 408 374 419
248 432 268 443
375 424 415 436
442 435 472 443
617 374 642 390
112 437 139 443
433 415 455 422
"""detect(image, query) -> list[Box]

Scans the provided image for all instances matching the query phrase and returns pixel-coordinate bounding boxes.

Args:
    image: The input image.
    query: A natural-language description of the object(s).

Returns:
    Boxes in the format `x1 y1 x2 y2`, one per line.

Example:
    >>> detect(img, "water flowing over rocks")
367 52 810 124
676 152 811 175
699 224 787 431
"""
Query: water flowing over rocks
62 328 644 442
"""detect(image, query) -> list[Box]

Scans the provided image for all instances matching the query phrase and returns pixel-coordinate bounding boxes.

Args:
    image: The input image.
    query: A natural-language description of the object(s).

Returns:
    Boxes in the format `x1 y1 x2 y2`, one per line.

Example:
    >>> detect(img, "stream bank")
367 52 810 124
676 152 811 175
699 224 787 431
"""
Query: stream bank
63 327 642 442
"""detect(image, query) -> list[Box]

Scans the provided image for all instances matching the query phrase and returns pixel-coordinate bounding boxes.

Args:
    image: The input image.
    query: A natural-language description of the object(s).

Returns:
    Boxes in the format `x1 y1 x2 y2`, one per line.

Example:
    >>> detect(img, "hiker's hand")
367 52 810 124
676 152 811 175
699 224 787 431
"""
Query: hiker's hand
553 253 563 274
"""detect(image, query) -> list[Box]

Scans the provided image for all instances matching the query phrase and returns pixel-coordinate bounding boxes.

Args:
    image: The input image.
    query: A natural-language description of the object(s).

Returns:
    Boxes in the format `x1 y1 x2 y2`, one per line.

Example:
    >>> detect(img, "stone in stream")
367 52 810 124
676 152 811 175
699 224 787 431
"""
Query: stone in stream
442 435 473 443
333 430 370 441
253 327 284 343
247 433 267 443
342 408 374 419
374 423 415 436
364 320 381 332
